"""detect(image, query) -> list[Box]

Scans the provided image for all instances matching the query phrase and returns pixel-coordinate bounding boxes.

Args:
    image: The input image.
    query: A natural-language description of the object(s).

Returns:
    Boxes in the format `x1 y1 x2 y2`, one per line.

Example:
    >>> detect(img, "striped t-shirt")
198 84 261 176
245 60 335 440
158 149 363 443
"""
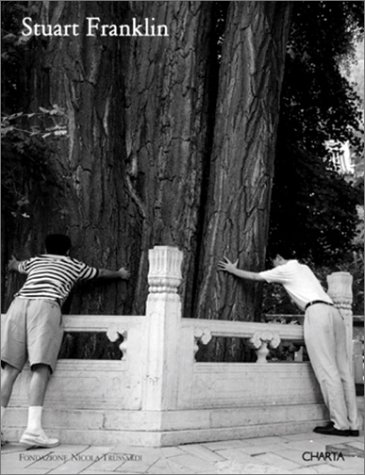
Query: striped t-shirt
15 254 99 303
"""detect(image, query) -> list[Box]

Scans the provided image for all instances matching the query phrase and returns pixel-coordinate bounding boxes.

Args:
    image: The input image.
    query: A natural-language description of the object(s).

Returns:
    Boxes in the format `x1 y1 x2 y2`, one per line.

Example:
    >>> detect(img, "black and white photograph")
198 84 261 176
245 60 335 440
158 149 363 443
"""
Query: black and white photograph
1 1 364 473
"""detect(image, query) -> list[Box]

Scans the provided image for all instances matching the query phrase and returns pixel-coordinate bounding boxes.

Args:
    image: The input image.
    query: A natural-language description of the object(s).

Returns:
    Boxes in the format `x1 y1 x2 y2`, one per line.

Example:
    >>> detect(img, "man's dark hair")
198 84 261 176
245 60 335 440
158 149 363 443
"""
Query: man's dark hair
267 243 301 261
45 234 71 255
266 243 289 260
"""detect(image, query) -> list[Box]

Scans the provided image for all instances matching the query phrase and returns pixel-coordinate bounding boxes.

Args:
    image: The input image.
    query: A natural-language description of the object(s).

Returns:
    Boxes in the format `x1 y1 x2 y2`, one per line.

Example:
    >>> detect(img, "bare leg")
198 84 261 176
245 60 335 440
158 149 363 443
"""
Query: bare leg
1 364 20 408
1 364 21 445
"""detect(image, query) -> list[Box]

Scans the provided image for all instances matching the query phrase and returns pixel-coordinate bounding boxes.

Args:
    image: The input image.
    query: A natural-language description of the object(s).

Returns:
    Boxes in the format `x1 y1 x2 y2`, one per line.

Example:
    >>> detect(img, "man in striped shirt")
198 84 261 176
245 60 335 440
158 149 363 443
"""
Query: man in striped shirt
1 234 130 449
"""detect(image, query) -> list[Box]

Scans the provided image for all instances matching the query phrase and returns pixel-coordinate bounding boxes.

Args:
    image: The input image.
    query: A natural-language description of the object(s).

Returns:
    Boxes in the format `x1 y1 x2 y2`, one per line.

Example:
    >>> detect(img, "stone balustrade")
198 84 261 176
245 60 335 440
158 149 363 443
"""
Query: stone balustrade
187 317 305 363
1 246 360 446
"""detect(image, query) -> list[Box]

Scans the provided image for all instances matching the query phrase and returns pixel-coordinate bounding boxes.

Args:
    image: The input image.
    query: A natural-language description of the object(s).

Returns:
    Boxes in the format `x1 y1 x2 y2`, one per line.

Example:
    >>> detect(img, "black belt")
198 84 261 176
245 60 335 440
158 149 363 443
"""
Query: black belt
305 300 334 311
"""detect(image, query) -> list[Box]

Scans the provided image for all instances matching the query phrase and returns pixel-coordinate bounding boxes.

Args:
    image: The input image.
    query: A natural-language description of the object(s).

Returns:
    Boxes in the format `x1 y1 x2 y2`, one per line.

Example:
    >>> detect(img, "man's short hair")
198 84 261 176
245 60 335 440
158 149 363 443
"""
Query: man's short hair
267 243 300 261
45 234 71 255
266 243 291 261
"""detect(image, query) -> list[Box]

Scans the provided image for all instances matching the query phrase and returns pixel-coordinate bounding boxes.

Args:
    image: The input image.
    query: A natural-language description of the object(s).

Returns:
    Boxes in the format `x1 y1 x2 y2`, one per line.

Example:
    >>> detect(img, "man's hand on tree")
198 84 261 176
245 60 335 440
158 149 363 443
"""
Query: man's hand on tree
217 256 238 274
7 255 20 272
118 267 130 280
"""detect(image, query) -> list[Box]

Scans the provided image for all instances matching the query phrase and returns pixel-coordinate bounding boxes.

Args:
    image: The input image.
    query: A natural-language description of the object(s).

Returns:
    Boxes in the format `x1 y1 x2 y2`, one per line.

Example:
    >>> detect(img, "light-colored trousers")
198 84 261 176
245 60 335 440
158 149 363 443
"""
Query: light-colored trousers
304 304 358 430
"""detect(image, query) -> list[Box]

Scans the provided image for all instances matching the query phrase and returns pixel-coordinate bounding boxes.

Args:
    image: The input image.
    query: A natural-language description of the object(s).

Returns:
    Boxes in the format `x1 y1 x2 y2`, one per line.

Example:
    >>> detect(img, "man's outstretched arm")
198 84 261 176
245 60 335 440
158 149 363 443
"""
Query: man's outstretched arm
98 267 130 280
218 257 265 282
7 255 26 274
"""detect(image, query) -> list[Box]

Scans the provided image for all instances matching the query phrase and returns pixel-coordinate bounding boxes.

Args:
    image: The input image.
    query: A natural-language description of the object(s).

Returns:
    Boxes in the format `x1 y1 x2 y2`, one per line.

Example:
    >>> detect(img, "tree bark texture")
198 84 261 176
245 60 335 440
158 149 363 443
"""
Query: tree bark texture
124 1 215 314
3 1 140 315
194 2 292 324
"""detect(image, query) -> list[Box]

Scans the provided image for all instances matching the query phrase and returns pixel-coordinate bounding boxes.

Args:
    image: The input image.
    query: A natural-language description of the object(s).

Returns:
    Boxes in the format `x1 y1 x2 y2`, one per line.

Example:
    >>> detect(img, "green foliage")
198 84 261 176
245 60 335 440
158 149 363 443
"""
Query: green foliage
283 1 363 152
269 145 360 265
1 106 68 220
1 0 68 221
265 2 364 315
343 40 364 106
2 127 47 220
1 107 67 138
1 1 30 113
268 1 364 267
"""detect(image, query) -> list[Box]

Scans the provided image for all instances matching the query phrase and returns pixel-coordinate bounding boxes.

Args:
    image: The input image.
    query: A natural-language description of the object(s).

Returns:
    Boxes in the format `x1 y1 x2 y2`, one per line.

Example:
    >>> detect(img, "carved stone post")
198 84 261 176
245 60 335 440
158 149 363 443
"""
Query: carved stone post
249 331 281 363
327 271 353 372
142 246 183 411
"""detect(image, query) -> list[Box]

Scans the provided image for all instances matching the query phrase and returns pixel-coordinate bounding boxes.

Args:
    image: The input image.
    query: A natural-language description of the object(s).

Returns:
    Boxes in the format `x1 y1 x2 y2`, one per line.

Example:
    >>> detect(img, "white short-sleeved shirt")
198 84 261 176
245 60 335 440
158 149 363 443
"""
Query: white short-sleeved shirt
259 260 332 311
15 254 99 304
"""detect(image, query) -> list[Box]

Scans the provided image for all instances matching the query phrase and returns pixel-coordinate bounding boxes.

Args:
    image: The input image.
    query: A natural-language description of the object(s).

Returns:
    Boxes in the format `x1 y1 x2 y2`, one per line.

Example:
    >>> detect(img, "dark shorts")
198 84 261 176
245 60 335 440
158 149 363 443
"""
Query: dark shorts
1 298 63 373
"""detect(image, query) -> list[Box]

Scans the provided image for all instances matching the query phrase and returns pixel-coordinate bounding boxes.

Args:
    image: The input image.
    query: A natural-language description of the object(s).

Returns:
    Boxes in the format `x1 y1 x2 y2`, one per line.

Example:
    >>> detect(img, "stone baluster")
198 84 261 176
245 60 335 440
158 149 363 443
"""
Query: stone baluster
194 329 212 359
106 328 128 359
327 271 353 372
142 246 183 411
250 331 281 363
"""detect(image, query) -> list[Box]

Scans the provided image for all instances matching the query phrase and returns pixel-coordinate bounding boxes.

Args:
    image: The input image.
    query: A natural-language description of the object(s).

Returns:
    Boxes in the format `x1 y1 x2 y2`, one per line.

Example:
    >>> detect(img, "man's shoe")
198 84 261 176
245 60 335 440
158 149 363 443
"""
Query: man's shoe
313 421 334 433
349 429 359 437
19 432 60 448
313 424 350 436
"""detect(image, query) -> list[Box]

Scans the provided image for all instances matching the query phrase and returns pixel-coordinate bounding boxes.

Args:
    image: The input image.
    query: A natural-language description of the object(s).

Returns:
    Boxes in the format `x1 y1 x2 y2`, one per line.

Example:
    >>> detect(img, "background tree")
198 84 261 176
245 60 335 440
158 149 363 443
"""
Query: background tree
263 1 364 317
268 1 364 265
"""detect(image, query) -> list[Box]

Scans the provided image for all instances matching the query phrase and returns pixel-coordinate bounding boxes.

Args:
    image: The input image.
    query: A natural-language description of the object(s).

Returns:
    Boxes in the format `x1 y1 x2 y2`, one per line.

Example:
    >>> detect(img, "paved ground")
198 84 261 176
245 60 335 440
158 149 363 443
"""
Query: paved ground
1 431 363 474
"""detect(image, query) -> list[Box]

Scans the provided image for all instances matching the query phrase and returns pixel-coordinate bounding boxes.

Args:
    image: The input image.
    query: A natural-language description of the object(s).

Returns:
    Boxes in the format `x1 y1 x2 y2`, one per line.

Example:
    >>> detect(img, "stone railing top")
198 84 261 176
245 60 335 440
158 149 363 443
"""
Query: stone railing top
57 314 145 332
265 314 363 322
182 318 304 341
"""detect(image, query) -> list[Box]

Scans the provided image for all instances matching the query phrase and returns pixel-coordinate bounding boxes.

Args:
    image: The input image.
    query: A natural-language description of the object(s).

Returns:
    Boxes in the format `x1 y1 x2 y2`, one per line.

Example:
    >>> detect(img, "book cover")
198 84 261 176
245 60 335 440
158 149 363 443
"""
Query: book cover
1 1 363 474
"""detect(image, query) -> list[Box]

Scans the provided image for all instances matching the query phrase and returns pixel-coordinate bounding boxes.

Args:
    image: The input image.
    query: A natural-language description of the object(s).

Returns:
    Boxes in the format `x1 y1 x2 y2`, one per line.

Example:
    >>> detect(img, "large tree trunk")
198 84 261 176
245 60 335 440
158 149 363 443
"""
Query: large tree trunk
194 2 292 329
3 1 140 314
124 1 216 315
2 1 217 318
